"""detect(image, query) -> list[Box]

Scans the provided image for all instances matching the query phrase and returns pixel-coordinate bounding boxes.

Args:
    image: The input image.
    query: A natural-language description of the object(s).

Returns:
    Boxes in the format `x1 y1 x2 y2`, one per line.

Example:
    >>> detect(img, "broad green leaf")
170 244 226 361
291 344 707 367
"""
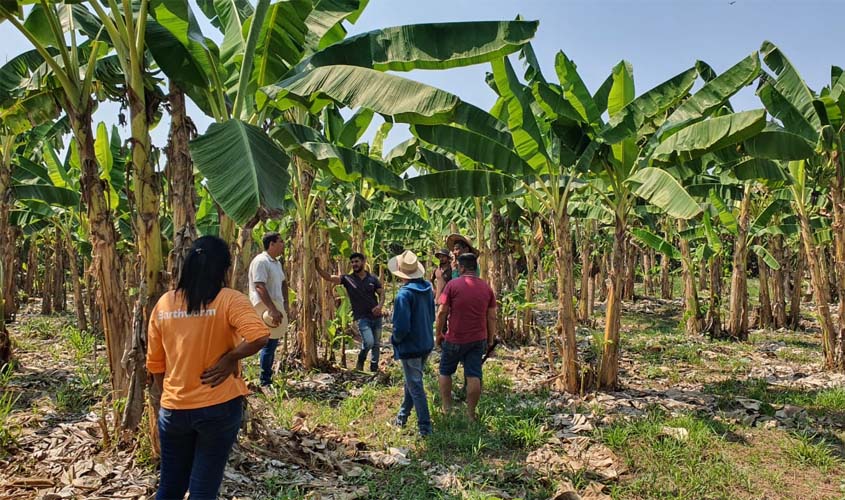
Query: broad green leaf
451 102 513 148
304 0 367 51
0 91 59 134
652 109 766 162
742 128 815 161
532 82 584 124
301 141 405 192
702 213 722 253
733 157 789 181
554 51 599 124
631 228 680 259
413 124 530 176
592 72 614 117
273 122 405 191
403 170 515 199
627 167 702 219
760 41 821 131
95 122 113 173
751 244 781 270
607 61 637 173
264 65 461 124
418 147 458 172
757 81 818 143
13 183 80 207
607 61 634 118
0 48 59 102
657 53 760 141
338 107 374 147
190 120 290 225
149 0 218 88
42 145 69 188
302 20 538 72
604 66 698 144
371 120 392 158
708 189 737 234
751 198 786 234
251 0 310 87
491 56 548 170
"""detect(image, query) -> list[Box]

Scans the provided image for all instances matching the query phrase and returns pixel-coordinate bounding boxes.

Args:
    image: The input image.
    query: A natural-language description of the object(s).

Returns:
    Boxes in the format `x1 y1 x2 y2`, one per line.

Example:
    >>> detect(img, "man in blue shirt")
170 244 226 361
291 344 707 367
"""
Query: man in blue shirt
388 250 434 437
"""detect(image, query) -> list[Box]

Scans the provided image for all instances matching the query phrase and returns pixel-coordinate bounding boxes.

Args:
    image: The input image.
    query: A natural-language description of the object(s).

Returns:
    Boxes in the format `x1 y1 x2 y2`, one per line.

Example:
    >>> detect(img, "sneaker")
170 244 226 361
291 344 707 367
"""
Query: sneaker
393 416 407 428
355 359 365 371
369 362 379 372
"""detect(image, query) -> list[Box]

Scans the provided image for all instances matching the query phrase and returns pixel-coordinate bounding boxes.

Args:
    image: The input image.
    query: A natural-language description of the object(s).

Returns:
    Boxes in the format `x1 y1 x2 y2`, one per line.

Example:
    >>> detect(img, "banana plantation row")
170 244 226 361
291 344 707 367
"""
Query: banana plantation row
0 0 843 436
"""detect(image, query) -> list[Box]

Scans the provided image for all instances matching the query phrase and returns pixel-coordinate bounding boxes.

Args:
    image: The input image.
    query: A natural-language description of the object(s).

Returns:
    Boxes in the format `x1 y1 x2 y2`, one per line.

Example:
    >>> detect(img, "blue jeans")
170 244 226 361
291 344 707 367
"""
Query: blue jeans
357 317 382 365
397 356 432 435
439 340 487 379
157 396 243 500
259 338 280 386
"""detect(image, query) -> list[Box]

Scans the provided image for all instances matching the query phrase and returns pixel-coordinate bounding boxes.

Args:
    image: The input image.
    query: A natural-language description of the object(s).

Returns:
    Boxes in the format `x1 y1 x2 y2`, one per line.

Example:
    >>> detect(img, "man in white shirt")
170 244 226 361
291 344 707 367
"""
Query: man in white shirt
248 232 290 386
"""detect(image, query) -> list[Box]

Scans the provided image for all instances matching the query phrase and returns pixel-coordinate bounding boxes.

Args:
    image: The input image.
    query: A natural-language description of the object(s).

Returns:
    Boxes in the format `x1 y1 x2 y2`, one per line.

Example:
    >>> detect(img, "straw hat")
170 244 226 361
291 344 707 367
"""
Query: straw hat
257 301 288 340
388 250 425 279
445 233 479 255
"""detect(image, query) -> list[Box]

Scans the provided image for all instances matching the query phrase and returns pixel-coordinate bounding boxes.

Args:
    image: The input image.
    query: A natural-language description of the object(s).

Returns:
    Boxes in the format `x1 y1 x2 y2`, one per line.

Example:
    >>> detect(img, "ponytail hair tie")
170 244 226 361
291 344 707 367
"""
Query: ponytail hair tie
195 248 204 255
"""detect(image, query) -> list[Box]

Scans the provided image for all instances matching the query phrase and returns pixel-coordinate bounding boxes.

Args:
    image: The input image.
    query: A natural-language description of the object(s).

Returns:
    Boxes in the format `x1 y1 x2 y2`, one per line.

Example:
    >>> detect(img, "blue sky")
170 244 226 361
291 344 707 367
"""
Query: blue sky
1 0 842 152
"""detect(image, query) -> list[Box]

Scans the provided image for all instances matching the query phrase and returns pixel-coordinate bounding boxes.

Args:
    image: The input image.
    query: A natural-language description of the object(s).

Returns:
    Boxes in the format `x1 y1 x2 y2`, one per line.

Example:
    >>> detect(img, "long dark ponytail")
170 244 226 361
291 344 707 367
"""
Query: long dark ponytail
177 236 231 313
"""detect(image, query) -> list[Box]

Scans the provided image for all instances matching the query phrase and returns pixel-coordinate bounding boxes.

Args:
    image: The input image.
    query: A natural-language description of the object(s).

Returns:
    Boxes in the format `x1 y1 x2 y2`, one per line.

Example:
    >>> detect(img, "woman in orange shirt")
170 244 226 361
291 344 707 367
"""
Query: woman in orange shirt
147 236 269 499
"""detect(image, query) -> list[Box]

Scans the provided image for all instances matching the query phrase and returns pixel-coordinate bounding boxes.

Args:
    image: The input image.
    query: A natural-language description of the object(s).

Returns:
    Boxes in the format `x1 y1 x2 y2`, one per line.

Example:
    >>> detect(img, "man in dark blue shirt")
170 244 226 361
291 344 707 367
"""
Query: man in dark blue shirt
315 253 385 371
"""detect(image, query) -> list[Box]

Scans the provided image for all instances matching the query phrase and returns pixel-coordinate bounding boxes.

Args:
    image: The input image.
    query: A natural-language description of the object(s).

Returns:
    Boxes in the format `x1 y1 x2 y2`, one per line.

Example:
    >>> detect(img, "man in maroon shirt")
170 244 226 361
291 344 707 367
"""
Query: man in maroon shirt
435 253 497 422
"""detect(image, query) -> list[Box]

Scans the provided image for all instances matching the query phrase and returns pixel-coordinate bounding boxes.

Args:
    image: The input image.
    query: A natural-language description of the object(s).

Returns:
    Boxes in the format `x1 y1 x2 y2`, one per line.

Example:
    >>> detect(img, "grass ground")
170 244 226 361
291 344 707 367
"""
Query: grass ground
2 289 845 499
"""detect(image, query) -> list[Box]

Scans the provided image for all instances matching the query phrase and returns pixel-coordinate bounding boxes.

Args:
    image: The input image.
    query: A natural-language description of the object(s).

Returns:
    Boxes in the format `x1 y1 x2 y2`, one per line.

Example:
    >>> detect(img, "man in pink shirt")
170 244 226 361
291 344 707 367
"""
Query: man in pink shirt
435 253 497 421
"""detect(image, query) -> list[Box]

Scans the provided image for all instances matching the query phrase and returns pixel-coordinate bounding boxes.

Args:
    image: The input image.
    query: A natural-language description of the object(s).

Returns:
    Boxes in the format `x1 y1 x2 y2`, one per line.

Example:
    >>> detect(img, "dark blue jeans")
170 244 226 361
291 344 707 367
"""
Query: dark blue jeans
259 338 280 386
396 356 431 435
357 317 382 365
157 396 243 500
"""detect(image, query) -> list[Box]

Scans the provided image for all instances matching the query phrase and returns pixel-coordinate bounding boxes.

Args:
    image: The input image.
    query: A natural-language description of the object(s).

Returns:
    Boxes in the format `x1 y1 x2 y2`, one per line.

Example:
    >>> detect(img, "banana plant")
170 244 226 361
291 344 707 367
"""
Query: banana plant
0 1 136 396
749 41 845 371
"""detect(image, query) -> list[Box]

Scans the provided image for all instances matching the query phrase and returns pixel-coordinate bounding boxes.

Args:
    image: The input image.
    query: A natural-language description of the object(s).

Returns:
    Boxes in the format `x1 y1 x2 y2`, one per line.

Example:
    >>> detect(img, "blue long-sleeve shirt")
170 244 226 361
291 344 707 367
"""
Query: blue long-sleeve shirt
391 279 435 359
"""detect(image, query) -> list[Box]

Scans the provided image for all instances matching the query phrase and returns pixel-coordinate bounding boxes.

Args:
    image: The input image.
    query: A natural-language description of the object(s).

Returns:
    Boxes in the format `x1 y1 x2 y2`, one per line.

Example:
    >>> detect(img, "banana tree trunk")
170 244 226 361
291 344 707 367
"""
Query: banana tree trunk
771 236 787 328
598 216 626 390
231 222 257 293
24 240 36 297
0 139 15 324
65 234 88 332
0 252 8 369
698 258 708 293
598 252 609 302
796 210 838 368
578 220 594 322
678 219 702 335
295 159 318 369
123 69 167 430
706 255 722 337
552 211 579 393
757 254 773 330
828 173 845 370
52 227 65 312
165 84 198 288
660 253 672 299
69 105 132 396
643 249 654 297
727 186 752 339
489 205 502 297
41 237 54 315
623 238 636 301
474 198 487 279
789 243 803 330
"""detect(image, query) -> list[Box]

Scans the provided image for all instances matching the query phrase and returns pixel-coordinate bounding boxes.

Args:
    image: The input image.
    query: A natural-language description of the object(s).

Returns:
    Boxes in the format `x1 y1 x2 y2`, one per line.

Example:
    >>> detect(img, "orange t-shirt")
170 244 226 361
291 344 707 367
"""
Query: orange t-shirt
147 288 269 410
